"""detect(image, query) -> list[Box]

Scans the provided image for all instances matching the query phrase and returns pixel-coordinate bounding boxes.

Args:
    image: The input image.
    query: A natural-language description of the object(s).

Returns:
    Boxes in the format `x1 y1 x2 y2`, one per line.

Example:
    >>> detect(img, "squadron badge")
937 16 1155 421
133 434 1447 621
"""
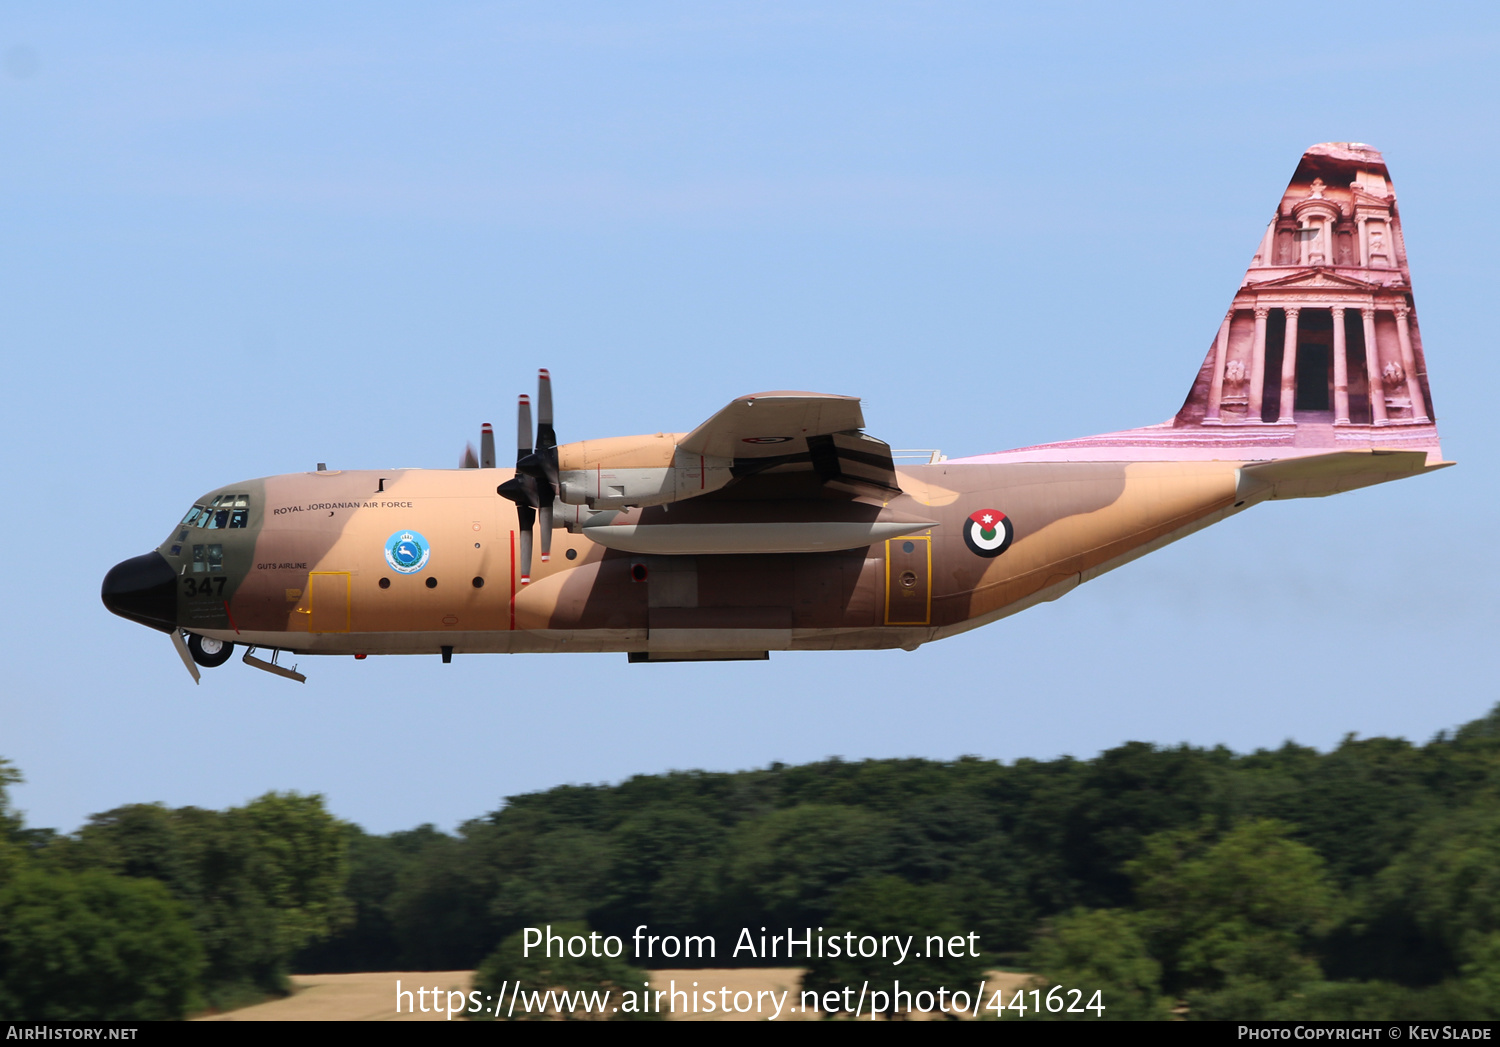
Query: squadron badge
384 530 431 574
963 509 1013 558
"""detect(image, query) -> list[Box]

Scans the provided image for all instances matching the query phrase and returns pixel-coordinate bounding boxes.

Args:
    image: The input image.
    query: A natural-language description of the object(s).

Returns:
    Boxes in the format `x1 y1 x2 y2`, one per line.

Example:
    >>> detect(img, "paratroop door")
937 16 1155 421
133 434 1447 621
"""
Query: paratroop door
884 536 930 625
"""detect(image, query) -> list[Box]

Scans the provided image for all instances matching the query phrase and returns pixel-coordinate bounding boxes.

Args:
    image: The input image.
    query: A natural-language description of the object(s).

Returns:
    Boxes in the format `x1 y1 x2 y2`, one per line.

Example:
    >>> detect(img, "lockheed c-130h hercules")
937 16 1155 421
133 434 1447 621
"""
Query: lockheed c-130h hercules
103 144 1450 683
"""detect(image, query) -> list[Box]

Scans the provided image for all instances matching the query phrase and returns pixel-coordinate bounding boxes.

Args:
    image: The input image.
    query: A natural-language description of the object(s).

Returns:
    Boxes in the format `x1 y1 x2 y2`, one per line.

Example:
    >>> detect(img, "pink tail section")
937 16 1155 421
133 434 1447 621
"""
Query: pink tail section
1178 143 1434 434
959 143 1444 466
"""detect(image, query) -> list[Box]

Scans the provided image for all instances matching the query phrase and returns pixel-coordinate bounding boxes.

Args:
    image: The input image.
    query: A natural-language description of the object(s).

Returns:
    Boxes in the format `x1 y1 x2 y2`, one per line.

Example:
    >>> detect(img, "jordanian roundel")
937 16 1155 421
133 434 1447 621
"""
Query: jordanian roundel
964 509 1013 558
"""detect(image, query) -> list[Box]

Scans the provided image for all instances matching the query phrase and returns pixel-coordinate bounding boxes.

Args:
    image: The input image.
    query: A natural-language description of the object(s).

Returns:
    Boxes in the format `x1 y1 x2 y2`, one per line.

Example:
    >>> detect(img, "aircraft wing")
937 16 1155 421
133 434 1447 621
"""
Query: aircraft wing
678 391 901 498
678 391 865 456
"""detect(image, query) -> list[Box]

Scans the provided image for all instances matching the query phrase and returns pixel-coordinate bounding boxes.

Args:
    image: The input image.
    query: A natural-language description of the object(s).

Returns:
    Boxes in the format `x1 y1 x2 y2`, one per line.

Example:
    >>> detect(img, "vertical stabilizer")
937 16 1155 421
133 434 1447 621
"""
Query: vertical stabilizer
1176 143 1437 452
958 144 1445 467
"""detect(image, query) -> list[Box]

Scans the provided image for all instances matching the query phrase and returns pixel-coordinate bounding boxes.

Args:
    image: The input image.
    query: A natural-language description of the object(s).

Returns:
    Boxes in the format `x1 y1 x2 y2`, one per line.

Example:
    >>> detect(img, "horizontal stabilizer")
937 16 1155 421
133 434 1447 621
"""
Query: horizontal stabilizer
1236 449 1447 501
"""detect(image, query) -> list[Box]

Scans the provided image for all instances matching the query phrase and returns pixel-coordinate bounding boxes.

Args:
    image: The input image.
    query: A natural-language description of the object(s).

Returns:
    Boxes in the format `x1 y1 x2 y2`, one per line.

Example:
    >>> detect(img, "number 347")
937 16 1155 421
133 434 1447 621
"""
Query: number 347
183 577 226 598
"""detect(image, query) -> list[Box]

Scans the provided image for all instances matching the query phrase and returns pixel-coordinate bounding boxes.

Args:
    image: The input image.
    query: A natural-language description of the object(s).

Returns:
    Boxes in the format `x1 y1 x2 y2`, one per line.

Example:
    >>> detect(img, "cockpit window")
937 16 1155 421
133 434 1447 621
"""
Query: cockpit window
182 495 250 529
192 544 224 573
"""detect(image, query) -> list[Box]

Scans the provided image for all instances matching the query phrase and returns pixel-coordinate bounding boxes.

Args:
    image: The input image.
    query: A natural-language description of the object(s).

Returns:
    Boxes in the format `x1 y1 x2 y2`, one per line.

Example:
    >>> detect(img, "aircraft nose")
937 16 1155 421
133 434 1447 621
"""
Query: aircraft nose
101 552 178 633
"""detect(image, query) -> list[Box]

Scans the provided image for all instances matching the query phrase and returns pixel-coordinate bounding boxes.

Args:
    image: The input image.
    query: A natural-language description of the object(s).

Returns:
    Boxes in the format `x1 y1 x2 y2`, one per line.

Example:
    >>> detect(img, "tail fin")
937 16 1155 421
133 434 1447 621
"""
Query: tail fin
960 144 1445 467
1175 142 1439 456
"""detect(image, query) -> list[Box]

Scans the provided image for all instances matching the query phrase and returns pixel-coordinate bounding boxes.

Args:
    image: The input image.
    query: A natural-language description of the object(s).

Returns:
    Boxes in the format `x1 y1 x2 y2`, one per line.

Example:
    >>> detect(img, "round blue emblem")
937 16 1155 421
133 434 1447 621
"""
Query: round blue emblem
384 530 431 575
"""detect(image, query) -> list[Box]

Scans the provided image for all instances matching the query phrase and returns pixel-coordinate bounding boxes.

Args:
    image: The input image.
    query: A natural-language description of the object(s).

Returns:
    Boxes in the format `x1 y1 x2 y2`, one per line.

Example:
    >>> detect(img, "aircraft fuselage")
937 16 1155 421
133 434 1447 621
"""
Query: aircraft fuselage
106 459 1252 661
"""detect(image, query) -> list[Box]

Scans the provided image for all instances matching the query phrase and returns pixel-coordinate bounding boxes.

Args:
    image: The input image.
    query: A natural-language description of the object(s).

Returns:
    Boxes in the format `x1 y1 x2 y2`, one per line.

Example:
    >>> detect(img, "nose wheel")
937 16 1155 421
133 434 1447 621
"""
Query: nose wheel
187 633 234 668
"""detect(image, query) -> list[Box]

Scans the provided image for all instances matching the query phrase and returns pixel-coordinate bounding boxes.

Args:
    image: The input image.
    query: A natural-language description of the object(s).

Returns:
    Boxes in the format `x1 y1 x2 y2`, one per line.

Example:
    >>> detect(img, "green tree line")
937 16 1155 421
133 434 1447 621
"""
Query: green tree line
7 705 1500 1018
0 761 349 1019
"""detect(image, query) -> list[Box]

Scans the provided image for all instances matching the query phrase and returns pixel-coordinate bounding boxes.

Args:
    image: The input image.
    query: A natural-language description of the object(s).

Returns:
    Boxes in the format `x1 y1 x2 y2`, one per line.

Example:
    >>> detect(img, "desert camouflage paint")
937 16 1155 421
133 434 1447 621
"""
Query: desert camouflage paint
104 144 1448 672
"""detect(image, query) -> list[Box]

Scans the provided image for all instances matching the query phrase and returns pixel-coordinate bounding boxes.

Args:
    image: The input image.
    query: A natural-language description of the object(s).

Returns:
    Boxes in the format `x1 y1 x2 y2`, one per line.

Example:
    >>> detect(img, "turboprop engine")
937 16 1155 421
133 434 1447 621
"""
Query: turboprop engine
556 438 734 509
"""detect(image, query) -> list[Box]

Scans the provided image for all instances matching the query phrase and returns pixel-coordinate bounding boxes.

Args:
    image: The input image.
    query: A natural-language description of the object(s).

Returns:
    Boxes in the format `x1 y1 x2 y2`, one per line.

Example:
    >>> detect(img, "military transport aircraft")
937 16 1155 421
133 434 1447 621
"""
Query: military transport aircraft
102 143 1449 683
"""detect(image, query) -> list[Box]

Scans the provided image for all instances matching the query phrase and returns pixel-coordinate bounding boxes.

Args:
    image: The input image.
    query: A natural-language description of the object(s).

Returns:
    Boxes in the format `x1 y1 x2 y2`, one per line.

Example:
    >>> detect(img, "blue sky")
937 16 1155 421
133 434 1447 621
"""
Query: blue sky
3 3 1497 833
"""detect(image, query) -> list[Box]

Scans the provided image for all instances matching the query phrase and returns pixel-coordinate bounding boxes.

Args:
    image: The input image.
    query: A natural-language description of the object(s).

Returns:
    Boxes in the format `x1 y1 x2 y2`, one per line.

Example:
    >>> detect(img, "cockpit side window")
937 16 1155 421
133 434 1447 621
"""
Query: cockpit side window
184 495 250 529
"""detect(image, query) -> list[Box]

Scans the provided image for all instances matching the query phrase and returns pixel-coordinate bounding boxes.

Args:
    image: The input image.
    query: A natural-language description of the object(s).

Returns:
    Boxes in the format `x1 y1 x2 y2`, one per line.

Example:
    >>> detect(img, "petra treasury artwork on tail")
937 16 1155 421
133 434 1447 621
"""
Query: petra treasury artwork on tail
103 143 1449 683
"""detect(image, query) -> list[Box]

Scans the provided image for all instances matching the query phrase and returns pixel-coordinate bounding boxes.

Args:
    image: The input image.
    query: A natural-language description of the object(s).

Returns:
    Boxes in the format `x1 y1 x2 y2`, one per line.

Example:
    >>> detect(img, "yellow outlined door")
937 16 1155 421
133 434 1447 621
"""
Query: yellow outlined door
884 536 931 625
309 572 351 633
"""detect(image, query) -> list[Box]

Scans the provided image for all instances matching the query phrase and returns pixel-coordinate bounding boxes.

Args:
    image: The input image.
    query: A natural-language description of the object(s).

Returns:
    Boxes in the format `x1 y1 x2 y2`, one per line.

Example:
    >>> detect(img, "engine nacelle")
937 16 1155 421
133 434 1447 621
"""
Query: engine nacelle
557 435 733 509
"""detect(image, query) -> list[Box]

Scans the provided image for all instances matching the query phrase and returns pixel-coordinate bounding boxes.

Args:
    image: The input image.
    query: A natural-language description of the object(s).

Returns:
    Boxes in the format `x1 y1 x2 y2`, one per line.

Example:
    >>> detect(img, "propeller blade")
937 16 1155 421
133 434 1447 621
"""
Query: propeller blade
461 443 479 469
516 504 536 584
480 423 496 469
539 502 553 562
535 369 559 492
497 388 541 509
517 395 533 458
536 368 553 427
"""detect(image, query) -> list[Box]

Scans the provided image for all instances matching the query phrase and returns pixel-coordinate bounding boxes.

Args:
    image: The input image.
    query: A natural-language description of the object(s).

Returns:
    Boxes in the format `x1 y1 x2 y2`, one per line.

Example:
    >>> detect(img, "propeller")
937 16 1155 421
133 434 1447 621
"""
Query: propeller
535 369 558 566
461 423 496 469
496 370 560 584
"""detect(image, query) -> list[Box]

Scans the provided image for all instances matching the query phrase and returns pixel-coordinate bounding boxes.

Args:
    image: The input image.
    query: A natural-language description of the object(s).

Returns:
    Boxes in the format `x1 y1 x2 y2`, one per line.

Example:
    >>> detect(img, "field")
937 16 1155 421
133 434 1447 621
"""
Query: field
197 969 1033 1021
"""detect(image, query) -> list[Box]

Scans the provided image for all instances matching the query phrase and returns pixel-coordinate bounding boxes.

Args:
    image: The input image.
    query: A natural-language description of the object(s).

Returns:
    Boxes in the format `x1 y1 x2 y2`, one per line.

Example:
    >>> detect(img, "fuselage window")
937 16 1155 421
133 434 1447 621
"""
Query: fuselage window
191 544 224 573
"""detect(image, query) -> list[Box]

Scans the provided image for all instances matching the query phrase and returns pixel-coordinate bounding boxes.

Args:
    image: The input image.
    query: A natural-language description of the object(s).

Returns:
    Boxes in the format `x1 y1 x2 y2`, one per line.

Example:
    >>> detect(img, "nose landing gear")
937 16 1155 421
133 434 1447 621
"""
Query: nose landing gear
173 632 307 684
187 633 234 668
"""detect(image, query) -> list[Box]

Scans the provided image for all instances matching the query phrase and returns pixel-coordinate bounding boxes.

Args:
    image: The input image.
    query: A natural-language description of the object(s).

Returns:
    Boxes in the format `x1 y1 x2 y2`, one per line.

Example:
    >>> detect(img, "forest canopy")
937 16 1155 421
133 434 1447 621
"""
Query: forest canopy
6 706 1500 1019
